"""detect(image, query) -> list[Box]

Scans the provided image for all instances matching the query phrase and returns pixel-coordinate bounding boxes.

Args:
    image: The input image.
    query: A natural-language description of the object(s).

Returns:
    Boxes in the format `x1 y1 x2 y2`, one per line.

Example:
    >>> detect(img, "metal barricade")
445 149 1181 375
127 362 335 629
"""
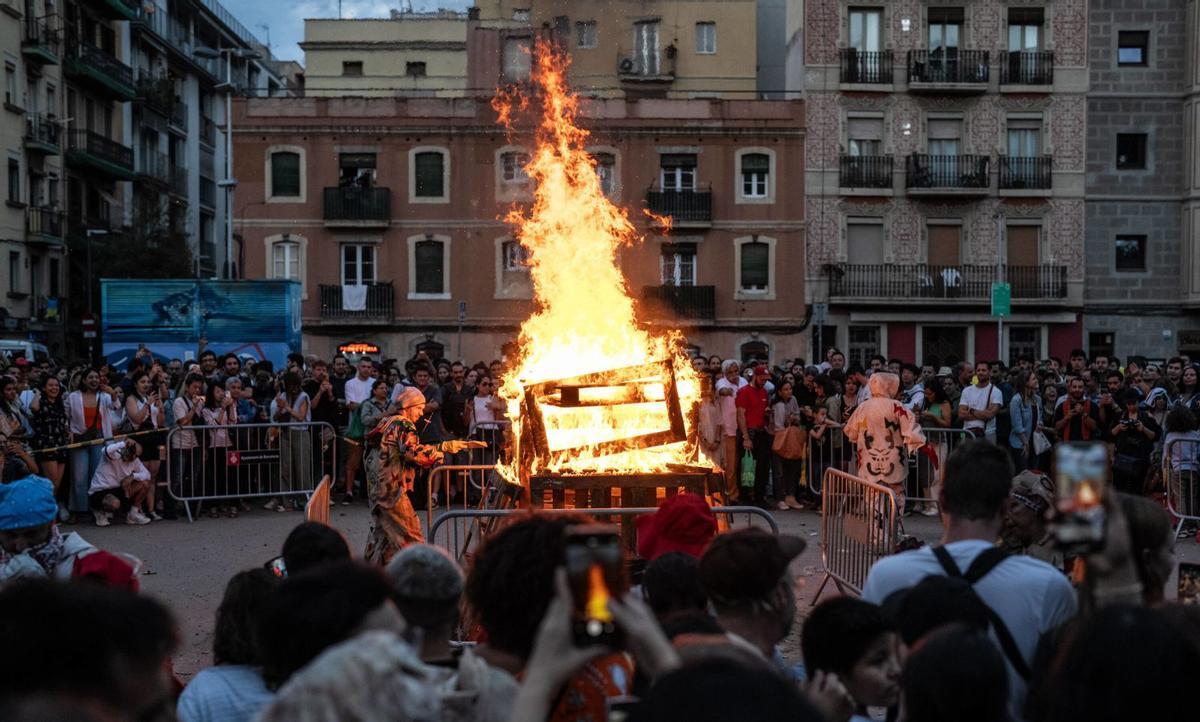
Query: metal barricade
424 464 511 534
905 427 972 504
813 468 897 604
805 424 851 500
428 506 779 562
1164 436 1200 537
166 421 337 522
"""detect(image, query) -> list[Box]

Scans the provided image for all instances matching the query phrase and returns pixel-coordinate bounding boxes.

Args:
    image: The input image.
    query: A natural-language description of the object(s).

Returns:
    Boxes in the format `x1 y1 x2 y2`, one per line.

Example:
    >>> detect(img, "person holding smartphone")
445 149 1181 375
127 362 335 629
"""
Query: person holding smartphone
1110 388 1159 495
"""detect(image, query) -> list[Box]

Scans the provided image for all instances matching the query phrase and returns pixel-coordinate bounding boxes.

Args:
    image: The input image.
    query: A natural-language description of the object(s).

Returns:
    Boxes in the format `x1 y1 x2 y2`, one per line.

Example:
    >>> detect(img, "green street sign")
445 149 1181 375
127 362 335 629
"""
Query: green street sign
991 282 1011 318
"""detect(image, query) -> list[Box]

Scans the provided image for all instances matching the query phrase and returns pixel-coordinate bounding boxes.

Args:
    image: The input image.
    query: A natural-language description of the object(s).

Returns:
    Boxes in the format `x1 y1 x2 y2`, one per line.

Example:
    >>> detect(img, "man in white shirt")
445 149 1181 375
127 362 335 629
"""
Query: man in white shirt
863 441 1076 720
714 359 747 502
959 361 1003 442
341 357 376 503
89 440 152 526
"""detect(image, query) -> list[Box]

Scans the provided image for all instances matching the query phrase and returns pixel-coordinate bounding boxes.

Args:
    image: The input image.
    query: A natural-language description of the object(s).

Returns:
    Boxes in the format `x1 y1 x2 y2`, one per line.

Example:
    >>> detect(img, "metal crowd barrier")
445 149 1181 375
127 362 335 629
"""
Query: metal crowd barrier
165 421 337 522
813 468 897 604
1163 437 1200 537
905 427 971 504
424 464 508 534
428 506 779 562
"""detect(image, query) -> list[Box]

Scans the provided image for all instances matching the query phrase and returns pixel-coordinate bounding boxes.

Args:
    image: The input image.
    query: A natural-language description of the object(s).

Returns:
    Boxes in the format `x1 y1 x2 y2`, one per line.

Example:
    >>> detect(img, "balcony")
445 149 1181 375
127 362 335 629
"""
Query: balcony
318 282 394 323
646 185 713 226
200 115 217 146
169 164 188 198
136 150 170 186
640 285 716 321
828 264 1068 303
907 49 989 92
65 129 136 181
840 49 893 85
64 42 136 101
839 155 893 191
1000 51 1054 86
999 156 1052 192
25 207 64 245
323 187 391 226
617 53 675 85
23 114 60 155
91 0 140 21
136 72 173 116
199 177 216 208
905 154 990 196
21 18 60 66
169 100 188 132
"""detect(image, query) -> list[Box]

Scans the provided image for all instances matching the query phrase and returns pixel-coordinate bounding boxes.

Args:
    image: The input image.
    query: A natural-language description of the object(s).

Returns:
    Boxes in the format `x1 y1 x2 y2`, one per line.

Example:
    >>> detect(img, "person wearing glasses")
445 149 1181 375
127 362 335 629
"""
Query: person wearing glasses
465 375 506 440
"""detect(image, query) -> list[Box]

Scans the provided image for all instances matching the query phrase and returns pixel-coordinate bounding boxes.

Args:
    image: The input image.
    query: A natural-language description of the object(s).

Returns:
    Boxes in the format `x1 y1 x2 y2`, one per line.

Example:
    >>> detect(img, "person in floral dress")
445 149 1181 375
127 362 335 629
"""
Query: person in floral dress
363 385 481 565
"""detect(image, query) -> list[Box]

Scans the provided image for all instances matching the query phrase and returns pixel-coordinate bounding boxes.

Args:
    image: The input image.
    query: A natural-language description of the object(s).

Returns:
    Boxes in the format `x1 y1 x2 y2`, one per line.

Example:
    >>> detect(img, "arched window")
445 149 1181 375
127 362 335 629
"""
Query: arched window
416 339 445 361
740 341 770 366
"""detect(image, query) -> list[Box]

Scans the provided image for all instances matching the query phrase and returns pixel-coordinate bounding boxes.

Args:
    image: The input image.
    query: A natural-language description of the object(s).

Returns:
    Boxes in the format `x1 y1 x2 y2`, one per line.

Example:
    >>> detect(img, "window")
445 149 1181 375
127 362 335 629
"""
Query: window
4 63 15 106
342 61 364 77
1088 332 1116 361
270 151 301 198
7 252 18 294
928 7 963 51
339 153 376 187
501 151 530 184
1115 235 1147 271
414 239 445 295
740 153 769 198
1007 119 1041 157
272 242 300 280
342 244 376 285
1117 31 1148 66
660 154 696 191
740 341 769 366
594 152 616 197
406 61 427 77
1008 327 1042 366
695 22 716 54
847 222 885 264
6 159 19 204
503 37 532 82
1007 8 1043 51
634 20 661 75
739 242 770 292
414 151 445 198
847 326 881 369
849 9 882 52
661 243 697 286
49 258 59 298
576 21 597 49
1116 134 1146 170
502 240 530 271
847 117 884 156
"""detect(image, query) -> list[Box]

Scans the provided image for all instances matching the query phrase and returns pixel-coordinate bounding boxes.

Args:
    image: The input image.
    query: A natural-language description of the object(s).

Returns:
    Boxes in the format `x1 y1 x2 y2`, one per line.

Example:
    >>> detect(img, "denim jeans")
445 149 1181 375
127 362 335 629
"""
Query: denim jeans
69 445 104 513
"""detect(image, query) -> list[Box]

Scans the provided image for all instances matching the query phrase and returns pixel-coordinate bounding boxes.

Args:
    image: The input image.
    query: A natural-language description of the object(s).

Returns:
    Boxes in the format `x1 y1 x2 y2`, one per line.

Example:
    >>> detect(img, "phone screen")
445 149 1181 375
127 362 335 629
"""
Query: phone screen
564 525 625 647
1052 441 1108 551
1179 562 1200 605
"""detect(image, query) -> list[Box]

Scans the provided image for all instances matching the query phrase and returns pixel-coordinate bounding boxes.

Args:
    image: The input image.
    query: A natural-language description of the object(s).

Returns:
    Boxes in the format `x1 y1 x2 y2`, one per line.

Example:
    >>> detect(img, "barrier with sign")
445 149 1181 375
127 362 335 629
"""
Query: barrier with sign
166 421 337 522
812 468 897 604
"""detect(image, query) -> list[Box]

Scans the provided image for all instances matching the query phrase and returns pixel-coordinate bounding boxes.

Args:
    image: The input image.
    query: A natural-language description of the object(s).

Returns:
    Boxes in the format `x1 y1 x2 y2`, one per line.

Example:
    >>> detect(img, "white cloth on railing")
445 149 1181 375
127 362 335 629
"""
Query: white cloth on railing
342 284 368 311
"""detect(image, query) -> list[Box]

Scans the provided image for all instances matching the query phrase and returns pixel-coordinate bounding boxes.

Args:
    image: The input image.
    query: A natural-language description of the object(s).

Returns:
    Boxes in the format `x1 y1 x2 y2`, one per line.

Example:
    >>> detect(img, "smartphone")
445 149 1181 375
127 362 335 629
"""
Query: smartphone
1179 562 1200 605
1051 441 1108 551
564 524 625 647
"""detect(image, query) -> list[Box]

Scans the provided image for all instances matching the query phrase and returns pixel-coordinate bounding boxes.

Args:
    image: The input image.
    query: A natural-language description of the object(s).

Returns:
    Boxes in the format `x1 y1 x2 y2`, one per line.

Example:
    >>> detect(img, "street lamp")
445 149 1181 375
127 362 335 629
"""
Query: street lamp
194 46 262 280
85 229 109 361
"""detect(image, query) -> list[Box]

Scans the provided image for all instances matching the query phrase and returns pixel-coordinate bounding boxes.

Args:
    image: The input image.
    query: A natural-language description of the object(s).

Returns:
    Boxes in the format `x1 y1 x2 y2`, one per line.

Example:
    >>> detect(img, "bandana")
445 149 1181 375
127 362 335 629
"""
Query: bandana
0 524 66 577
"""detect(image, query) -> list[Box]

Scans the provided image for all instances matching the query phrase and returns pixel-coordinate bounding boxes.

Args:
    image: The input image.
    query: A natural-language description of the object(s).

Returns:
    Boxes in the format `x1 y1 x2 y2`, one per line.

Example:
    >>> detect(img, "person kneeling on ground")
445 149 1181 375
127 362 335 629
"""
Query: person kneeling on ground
90 439 153 527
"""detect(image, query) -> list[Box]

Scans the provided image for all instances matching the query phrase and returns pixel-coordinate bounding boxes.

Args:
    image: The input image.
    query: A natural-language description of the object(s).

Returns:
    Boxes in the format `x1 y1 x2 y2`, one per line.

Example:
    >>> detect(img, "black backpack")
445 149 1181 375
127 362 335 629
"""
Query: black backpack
930 545 1033 680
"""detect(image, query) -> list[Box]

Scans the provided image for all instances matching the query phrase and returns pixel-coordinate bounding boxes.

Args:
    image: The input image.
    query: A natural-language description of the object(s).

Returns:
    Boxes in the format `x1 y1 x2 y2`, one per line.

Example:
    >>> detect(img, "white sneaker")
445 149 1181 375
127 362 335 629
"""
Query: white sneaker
94 511 110 527
263 499 281 511
126 508 151 526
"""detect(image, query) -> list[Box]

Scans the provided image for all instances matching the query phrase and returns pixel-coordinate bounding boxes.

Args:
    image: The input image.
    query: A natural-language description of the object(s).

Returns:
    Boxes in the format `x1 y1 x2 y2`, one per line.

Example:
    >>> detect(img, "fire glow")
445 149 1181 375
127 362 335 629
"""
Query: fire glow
494 38 701 477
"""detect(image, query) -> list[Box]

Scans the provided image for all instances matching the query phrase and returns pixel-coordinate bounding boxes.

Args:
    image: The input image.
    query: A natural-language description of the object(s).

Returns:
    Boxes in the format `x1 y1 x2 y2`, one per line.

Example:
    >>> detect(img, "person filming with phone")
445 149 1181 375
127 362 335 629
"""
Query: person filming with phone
1052 377 1100 442
1110 388 1159 495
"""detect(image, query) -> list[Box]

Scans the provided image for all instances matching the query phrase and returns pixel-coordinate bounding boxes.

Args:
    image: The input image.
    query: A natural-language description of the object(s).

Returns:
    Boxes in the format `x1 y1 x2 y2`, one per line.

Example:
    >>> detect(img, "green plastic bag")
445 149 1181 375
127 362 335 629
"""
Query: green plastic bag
739 451 756 488
346 404 365 441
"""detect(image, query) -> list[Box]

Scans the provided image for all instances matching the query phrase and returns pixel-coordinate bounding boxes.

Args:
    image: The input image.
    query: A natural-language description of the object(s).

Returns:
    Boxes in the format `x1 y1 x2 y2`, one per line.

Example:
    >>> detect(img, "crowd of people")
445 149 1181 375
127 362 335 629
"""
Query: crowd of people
0 436 1196 722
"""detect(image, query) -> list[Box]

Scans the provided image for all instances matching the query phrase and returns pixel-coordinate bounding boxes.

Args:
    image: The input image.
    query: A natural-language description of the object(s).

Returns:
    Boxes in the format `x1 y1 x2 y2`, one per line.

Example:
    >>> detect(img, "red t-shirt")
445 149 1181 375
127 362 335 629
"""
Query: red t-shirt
735 384 769 430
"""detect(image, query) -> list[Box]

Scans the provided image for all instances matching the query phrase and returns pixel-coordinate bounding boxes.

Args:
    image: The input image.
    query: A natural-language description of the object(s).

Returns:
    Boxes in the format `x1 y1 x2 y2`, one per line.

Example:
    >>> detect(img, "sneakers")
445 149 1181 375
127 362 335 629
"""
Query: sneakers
776 500 790 511
126 508 152 526
94 511 111 527
263 498 281 511
341 493 354 506
148 510 164 522
920 504 940 516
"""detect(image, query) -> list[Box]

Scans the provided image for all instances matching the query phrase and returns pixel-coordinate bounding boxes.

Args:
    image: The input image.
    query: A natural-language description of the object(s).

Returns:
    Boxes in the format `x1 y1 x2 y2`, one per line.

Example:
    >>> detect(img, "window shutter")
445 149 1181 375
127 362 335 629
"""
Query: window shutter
415 241 444 294
271 153 300 197
414 152 444 197
740 242 770 289
741 153 770 172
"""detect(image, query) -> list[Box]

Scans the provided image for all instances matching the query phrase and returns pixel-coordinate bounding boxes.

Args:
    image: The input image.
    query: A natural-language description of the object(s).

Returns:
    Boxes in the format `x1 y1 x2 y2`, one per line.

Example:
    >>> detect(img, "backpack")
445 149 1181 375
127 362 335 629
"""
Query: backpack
930 545 1032 681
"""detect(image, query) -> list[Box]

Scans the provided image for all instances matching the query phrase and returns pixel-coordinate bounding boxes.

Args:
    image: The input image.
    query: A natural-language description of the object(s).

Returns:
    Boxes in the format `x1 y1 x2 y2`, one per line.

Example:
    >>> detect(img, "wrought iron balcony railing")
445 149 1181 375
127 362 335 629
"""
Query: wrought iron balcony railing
840 155 893 189
840 49 893 84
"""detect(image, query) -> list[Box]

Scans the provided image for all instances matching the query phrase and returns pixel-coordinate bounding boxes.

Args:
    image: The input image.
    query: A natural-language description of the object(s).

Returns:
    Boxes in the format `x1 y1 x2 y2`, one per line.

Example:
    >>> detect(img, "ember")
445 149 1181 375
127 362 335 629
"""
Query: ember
493 38 704 486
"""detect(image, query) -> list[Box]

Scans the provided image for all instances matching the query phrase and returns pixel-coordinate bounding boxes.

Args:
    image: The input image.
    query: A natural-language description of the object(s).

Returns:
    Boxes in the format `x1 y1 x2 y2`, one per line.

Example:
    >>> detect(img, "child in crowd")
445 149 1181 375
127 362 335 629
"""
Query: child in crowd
801 596 902 722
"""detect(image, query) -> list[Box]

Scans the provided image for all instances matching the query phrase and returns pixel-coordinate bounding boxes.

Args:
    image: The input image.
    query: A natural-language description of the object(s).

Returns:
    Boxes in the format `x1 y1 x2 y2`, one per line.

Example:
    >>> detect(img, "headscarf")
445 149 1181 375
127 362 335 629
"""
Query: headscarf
867 372 900 399
394 386 426 413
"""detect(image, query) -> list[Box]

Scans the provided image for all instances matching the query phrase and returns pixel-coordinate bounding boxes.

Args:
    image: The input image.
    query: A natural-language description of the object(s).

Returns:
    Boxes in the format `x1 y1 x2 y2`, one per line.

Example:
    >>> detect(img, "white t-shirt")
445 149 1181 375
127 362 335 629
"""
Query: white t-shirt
714 376 748 438
344 375 374 406
863 539 1077 720
90 443 151 494
959 383 1003 436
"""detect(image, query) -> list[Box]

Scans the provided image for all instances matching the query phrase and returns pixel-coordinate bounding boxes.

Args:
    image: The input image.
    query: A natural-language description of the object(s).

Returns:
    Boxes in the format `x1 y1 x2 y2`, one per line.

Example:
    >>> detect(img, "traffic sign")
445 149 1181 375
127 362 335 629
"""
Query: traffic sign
812 302 828 325
457 300 467 323
991 282 1011 318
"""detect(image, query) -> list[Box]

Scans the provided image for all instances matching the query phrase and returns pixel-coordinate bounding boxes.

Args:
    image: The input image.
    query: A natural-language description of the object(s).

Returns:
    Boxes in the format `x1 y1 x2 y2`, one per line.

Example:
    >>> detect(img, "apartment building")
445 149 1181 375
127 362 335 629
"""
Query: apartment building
1 0 67 353
470 0 758 100
232 93 804 363
301 11 469 98
800 1 1088 369
1084 1 1199 362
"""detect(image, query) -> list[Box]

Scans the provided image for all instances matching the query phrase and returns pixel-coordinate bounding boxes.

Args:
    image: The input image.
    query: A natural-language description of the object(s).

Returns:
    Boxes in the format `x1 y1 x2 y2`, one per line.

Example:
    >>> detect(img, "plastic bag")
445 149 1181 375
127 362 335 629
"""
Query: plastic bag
739 451 756 488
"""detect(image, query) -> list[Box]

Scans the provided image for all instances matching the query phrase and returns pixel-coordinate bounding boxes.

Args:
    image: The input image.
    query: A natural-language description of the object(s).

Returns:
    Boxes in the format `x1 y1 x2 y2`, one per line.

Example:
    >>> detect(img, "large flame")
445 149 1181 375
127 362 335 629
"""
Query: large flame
495 38 700 476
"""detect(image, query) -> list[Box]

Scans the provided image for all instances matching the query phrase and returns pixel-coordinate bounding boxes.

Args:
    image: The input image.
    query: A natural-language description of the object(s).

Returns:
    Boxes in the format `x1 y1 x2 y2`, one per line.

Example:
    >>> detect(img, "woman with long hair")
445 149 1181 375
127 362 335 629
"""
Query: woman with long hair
201 381 237 518
1179 365 1200 412
1008 369 1043 472
28 375 69 519
769 381 805 510
125 370 166 521
268 371 311 512
67 368 119 525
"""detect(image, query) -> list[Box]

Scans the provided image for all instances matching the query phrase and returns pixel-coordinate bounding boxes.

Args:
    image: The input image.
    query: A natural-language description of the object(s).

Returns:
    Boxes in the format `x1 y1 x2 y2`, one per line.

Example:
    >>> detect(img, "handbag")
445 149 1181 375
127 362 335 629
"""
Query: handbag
739 451 756 488
346 402 365 441
76 398 104 442
772 426 807 460
1032 429 1051 456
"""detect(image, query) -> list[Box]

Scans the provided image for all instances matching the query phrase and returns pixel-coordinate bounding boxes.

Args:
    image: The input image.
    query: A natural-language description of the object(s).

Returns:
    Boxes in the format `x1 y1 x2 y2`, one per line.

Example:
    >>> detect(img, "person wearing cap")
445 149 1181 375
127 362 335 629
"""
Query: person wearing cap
89 439 153 527
0 474 102 583
736 366 773 508
1000 470 1061 570
636 493 718 561
699 528 807 672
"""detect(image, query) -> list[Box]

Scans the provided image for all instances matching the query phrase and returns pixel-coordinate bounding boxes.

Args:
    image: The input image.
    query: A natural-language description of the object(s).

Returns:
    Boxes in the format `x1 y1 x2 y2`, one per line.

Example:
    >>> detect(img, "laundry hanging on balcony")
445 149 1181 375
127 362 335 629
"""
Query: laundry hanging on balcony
342 284 368 312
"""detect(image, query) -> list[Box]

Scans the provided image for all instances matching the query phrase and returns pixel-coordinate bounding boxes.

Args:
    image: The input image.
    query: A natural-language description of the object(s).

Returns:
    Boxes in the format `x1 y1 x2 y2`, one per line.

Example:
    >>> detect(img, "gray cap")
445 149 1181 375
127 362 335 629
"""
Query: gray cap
385 544 464 602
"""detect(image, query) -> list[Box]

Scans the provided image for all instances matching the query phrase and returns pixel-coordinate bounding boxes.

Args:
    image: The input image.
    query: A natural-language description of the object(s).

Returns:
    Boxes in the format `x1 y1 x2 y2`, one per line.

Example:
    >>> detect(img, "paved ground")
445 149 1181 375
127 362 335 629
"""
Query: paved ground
83 502 1199 680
